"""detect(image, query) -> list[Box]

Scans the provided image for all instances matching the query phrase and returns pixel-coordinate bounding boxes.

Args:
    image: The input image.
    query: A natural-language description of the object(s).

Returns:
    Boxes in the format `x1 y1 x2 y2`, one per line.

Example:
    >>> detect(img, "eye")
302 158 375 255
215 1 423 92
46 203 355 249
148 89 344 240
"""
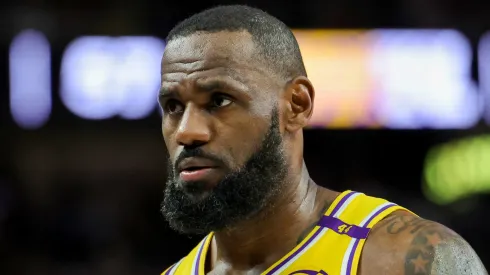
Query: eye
164 99 184 114
211 94 233 109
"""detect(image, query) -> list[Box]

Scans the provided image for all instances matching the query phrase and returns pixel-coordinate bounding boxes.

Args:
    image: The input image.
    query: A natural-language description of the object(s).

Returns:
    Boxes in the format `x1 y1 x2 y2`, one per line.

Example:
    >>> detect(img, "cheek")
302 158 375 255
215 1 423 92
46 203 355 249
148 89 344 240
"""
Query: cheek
218 117 268 168
162 121 177 156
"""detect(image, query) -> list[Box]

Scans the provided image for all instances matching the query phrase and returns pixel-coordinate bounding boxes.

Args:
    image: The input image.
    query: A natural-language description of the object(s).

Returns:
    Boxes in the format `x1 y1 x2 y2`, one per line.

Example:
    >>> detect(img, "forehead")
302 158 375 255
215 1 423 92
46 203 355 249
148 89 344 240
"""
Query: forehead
162 31 257 74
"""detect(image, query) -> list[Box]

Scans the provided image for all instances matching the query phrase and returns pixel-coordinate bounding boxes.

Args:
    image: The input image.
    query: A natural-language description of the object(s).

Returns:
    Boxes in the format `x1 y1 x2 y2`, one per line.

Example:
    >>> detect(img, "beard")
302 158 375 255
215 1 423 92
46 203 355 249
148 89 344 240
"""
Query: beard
161 108 288 235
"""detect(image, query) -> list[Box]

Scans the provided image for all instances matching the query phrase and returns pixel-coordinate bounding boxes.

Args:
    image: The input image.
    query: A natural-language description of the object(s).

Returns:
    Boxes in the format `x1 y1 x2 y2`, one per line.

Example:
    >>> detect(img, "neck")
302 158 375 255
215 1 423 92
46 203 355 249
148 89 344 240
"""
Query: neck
208 162 333 272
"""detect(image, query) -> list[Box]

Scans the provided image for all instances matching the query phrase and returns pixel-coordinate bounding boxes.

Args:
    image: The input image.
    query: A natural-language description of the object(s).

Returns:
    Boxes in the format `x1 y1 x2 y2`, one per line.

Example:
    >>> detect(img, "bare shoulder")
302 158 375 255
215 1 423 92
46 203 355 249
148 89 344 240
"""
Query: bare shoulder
359 210 487 275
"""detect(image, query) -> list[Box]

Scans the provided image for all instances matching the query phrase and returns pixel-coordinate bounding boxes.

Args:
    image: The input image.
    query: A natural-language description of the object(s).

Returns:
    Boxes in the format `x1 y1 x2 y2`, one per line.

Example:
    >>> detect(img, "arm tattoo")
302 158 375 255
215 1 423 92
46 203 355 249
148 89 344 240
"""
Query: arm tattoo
394 217 488 275
383 215 434 235
404 224 454 274
296 202 330 244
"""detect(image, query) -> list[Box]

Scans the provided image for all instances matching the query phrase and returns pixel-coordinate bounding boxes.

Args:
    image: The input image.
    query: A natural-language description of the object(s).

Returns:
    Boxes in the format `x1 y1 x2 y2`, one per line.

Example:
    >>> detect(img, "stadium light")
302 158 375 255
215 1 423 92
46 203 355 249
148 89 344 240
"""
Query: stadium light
60 36 165 120
9 29 52 129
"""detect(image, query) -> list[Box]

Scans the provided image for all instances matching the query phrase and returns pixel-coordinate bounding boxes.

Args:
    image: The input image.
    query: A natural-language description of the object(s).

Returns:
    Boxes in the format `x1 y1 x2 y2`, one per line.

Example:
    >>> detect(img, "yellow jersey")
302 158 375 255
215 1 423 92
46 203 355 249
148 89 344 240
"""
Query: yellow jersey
162 190 411 275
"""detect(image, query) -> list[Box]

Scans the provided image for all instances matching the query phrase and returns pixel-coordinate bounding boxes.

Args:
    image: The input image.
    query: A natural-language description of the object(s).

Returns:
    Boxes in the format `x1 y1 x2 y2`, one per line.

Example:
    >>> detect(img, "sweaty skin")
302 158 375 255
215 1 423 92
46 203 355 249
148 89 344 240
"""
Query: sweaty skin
360 211 488 275
160 31 487 275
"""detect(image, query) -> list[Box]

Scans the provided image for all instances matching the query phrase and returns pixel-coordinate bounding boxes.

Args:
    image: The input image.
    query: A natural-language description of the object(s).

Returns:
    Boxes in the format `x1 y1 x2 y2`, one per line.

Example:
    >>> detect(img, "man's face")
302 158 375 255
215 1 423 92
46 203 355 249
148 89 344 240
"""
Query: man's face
159 31 289 234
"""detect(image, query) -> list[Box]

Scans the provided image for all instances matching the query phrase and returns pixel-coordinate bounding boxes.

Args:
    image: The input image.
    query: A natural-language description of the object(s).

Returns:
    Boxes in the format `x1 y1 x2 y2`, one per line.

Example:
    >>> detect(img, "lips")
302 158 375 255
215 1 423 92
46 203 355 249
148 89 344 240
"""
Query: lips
177 157 218 173
176 157 220 183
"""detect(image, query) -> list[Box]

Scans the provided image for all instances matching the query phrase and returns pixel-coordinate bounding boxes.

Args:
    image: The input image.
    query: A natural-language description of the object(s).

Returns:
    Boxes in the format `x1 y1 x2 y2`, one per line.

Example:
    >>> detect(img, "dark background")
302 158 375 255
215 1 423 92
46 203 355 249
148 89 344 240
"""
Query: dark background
1 0 490 274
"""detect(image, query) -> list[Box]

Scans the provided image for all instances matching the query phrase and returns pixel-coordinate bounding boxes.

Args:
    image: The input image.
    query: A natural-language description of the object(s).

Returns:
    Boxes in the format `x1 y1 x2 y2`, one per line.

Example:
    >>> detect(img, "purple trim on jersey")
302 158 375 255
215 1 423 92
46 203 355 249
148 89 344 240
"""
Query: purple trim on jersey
165 258 183 275
164 263 175 275
346 239 361 275
266 228 323 275
330 191 356 217
317 216 370 239
264 191 357 275
288 270 328 275
194 236 208 275
345 203 396 275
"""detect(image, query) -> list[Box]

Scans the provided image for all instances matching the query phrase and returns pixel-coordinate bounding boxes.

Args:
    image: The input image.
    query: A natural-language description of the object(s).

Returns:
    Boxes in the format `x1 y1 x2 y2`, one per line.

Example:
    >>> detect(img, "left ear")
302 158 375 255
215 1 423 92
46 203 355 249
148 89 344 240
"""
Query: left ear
283 76 315 133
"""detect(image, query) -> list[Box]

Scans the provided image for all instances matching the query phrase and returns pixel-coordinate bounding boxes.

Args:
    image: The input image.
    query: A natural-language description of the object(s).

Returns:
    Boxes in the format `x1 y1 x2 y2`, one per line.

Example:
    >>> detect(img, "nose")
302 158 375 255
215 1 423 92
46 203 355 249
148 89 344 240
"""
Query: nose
175 105 211 147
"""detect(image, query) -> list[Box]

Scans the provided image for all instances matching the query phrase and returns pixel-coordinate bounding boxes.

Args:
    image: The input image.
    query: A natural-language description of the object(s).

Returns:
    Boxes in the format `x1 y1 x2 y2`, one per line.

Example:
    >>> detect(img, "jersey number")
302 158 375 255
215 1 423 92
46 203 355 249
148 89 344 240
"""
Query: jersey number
337 224 352 234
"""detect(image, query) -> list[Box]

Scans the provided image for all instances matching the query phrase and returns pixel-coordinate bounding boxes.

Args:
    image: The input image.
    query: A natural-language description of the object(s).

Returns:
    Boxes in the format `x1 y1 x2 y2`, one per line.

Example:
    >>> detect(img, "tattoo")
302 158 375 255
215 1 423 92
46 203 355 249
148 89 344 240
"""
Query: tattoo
379 214 487 274
296 202 330 244
403 224 453 274
401 219 487 275
384 215 434 235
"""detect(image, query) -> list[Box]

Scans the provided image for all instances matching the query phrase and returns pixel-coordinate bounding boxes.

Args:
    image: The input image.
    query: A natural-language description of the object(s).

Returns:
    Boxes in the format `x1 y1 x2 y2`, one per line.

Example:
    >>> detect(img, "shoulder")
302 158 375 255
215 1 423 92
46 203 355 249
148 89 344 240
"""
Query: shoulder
359 210 487 275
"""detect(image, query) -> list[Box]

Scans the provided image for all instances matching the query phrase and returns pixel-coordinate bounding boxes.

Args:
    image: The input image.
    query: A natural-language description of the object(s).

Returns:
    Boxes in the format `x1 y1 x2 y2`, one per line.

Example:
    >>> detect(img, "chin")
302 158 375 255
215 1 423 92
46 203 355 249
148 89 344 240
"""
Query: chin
182 188 213 203
179 177 220 192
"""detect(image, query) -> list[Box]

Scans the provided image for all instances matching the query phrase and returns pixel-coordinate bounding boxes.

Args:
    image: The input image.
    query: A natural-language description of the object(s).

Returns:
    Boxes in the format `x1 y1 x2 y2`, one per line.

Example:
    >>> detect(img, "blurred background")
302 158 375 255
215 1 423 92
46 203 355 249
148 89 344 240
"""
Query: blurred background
1 0 490 274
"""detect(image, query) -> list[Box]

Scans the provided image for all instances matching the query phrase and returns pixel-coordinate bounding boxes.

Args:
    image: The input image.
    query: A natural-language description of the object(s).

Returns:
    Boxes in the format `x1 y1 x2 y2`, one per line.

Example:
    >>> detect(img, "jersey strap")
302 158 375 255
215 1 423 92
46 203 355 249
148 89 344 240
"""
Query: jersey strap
191 234 212 275
344 202 399 275
316 215 370 239
333 194 410 275
263 190 360 275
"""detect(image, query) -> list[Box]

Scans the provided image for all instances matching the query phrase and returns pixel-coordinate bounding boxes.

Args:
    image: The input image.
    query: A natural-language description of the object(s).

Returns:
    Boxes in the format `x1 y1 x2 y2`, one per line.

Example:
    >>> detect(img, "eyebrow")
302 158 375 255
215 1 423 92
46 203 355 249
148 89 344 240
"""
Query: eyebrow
158 86 176 98
196 77 248 93
159 76 250 99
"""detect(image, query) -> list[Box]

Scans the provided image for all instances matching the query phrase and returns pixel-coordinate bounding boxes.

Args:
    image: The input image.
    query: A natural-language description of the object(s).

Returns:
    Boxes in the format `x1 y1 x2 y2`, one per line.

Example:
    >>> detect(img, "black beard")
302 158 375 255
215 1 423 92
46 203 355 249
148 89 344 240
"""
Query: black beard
161 109 288 235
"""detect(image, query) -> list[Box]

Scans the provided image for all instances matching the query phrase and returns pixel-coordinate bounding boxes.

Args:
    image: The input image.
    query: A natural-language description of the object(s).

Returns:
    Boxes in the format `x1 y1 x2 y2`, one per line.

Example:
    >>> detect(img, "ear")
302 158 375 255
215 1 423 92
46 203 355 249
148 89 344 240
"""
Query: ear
284 76 315 133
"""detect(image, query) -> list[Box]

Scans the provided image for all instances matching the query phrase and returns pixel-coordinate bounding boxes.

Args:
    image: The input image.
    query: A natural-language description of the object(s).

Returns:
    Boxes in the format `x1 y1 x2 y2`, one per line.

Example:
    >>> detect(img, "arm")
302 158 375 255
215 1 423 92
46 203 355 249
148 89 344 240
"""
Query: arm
403 219 487 275
361 211 487 275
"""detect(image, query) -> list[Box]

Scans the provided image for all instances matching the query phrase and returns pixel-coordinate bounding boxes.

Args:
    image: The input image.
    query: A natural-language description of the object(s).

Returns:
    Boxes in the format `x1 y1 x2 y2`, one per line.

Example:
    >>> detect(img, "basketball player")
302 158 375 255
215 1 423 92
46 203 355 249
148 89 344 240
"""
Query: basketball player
158 5 487 275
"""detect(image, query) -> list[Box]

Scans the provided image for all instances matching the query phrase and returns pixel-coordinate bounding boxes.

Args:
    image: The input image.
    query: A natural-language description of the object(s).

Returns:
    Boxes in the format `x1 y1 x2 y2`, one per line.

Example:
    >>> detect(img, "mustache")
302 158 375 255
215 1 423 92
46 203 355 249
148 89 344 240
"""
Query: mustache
173 147 226 170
